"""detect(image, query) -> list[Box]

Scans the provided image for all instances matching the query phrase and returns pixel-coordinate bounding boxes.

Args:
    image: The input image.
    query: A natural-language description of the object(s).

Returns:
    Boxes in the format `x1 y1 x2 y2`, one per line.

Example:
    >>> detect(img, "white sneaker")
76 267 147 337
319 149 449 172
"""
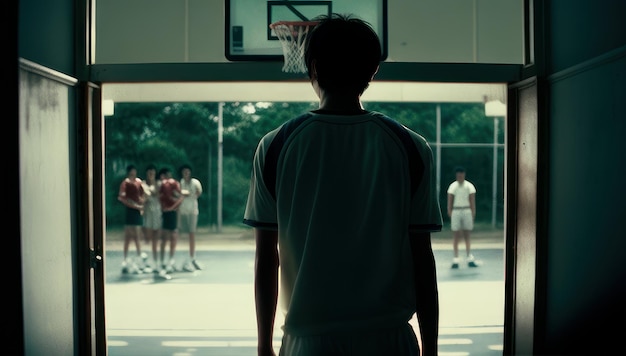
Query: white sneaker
451 257 460 269
467 254 480 267
130 263 142 274
157 269 172 280
192 259 203 270
182 261 195 272
165 259 176 273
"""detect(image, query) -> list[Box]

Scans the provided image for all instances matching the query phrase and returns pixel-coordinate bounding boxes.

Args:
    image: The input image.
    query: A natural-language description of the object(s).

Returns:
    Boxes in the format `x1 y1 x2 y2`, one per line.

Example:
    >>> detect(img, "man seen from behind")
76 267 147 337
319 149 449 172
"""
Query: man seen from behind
243 13 443 356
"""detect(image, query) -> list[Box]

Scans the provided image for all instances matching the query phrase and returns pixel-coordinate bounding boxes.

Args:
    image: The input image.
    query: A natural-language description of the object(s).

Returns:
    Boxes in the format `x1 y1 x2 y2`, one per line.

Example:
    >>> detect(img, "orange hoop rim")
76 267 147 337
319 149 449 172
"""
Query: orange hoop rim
269 20 319 29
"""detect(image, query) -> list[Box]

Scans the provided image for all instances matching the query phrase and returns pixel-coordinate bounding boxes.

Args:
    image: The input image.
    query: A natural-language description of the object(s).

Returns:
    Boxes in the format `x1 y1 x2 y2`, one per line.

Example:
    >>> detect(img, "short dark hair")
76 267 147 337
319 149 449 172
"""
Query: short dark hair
304 13 381 96
179 164 192 174
455 166 466 173
158 167 170 177
145 164 157 172
126 164 137 174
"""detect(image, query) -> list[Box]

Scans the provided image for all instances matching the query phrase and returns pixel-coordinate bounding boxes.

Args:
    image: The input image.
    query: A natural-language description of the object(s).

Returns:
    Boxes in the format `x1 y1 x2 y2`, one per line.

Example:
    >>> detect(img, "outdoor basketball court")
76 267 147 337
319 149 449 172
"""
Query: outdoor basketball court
102 2 508 354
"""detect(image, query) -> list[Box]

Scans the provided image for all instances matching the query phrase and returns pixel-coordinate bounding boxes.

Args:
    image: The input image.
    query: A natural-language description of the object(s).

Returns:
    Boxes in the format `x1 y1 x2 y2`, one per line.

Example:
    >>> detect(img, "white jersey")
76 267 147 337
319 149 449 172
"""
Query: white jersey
244 111 442 336
178 177 202 215
447 180 476 208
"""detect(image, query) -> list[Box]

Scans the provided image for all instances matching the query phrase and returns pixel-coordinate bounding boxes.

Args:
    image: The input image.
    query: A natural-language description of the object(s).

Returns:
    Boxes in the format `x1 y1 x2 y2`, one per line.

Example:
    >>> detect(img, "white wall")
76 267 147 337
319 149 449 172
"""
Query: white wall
19 66 75 356
95 0 523 64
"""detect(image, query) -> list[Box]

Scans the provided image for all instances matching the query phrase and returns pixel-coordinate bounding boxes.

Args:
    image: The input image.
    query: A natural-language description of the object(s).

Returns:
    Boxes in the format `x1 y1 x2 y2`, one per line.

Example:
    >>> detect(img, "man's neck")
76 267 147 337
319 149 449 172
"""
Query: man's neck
317 92 364 113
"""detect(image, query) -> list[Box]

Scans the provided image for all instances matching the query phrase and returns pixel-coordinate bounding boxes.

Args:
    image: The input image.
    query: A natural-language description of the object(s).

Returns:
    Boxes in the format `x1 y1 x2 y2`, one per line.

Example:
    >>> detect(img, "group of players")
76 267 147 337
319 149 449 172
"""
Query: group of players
116 163 203 278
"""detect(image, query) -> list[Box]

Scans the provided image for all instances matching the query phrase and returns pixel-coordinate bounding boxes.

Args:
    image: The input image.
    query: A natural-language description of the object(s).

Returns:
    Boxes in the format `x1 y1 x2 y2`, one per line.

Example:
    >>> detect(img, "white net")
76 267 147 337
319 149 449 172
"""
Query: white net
270 21 317 74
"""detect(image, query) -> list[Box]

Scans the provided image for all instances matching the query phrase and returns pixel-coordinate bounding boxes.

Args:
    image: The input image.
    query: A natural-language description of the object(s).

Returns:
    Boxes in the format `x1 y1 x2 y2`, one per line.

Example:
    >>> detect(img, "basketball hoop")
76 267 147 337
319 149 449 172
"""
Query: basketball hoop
270 21 319 74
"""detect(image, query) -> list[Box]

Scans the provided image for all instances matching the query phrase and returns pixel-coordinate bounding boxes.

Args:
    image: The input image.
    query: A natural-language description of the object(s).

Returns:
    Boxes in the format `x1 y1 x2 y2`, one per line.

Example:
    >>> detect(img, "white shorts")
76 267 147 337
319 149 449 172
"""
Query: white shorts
279 324 420 356
177 214 198 233
450 208 474 231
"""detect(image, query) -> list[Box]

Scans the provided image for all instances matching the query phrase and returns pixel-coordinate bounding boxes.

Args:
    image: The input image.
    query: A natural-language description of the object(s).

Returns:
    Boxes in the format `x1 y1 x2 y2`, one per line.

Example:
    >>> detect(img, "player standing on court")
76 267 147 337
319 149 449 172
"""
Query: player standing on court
244 14 442 356
178 164 204 272
117 164 147 274
158 167 183 274
447 166 479 268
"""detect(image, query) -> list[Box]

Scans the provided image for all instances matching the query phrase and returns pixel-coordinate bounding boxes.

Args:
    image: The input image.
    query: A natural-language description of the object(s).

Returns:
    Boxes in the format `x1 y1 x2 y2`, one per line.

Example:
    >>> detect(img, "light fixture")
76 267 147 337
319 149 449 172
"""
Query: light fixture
484 100 506 117
103 99 115 116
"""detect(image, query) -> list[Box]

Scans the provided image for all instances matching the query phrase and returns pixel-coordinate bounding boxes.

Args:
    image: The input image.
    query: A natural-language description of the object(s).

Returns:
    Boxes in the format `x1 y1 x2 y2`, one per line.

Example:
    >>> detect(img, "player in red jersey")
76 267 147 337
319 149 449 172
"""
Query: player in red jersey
158 167 183 274
117 164 146 274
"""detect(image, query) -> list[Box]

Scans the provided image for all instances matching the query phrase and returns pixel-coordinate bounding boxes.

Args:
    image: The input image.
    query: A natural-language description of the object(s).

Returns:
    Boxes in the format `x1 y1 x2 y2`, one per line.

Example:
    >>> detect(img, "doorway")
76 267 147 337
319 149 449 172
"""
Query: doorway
102 82 507 356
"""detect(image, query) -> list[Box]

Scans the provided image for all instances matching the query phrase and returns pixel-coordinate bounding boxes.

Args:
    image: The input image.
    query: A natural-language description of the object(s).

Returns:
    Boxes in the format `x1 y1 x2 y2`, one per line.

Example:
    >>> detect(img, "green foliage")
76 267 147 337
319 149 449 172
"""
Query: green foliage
221 156 253 225
441 103 493 143
364 102 438 141
105 101 505 228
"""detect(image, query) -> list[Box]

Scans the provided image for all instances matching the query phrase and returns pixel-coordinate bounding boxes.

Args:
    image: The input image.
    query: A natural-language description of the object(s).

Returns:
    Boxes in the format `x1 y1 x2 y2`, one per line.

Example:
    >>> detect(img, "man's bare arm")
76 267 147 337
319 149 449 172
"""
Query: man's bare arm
254 228 279 356
117 192 142 210
469 193 476 219
447 193 454 217
409 231 439 356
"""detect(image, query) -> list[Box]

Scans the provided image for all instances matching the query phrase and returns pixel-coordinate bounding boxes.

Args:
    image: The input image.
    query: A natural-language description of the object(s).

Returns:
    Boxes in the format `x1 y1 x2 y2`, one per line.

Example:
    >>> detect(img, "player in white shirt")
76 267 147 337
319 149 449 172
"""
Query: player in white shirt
178 164 203 271
446 166 479 268
244 14 442 356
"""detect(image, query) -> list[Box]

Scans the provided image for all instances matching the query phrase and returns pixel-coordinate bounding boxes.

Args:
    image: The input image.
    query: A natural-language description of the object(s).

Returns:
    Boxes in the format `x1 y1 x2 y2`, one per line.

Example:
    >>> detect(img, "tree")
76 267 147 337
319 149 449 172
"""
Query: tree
105 101 504 227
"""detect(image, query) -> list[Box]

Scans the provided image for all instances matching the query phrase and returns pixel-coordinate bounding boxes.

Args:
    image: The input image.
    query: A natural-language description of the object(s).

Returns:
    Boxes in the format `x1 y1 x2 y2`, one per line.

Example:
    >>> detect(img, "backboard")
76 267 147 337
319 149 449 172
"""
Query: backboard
225 0 388 61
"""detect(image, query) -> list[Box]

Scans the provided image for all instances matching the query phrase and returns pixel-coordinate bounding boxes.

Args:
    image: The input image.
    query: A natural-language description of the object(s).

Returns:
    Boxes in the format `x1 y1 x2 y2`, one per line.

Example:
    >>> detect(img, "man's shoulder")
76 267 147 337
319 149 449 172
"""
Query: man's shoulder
258 124 284 144
190 178 202 190
279 112 312 131
256 113 314 151
161 179 178 187
370 112 431 147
